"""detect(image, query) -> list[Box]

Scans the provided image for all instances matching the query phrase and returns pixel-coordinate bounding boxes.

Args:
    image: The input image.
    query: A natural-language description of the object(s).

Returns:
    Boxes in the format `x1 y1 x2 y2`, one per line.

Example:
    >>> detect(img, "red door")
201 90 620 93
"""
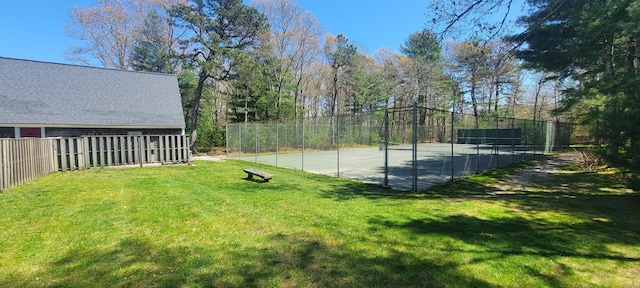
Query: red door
20 128 42 138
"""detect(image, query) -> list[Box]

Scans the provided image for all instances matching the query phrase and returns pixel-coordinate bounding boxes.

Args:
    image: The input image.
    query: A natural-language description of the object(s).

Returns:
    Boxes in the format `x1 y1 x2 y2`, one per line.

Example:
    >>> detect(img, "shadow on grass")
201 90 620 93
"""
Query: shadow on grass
321 155 640 223
368 214 640 288
427 167 640 229
371 214 640 262
241 232 496 287
2 234 496 288
320 181 417 201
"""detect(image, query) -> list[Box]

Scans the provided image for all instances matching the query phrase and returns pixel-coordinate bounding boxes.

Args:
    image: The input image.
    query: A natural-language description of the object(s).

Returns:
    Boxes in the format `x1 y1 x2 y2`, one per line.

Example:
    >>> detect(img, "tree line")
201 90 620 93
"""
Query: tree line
66 0 569 154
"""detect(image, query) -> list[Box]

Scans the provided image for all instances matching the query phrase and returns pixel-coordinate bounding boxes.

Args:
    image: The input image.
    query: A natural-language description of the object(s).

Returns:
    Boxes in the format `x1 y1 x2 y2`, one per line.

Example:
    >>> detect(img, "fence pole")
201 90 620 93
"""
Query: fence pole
511 118 515 164
302 118 305 171
412 103 418 192
475 116 480 174
451 111 455 182
384 107 389 188
138 136 143 168
336 115 340 178
1 140 5 190
238 124 242 160
533 117 538 155
496 116 499 168
225 125 229 159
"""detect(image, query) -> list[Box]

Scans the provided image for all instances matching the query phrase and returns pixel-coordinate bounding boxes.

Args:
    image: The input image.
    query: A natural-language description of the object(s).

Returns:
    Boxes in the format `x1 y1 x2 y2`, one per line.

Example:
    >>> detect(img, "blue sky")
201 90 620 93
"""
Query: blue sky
0 1 430 64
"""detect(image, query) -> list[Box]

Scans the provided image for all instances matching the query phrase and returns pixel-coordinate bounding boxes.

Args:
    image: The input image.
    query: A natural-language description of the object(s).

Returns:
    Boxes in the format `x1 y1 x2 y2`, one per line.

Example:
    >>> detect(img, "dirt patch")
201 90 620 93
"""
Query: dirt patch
489 151 580 192
192 155 225 161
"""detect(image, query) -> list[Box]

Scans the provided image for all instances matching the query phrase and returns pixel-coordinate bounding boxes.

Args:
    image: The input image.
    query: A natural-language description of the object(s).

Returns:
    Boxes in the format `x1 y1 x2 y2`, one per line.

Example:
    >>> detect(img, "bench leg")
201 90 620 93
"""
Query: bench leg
246 173 254 180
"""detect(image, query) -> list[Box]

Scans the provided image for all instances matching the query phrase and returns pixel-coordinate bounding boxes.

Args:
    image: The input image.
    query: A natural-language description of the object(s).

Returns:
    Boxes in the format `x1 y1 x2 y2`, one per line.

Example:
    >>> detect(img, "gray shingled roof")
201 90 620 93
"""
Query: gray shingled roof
0 57 185 129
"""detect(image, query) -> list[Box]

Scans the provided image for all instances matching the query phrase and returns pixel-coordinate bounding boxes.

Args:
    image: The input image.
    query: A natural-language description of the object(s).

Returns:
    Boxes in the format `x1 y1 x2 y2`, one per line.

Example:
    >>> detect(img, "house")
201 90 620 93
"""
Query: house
0 57 185 138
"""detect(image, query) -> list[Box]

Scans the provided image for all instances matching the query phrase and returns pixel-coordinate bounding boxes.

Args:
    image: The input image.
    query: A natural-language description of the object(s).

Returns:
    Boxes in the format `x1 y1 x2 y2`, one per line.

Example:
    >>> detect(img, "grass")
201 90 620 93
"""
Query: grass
0 156 639 287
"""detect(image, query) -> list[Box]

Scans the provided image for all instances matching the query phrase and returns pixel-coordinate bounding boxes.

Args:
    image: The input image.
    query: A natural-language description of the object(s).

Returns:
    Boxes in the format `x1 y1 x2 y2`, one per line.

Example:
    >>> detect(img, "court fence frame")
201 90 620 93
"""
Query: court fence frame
226 104 572 191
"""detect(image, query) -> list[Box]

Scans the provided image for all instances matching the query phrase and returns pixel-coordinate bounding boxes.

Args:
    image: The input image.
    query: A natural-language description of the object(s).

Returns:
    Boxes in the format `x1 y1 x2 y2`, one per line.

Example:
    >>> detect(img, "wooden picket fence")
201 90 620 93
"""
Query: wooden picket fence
57 135 191 171
1 135 191 190
0 138 58 190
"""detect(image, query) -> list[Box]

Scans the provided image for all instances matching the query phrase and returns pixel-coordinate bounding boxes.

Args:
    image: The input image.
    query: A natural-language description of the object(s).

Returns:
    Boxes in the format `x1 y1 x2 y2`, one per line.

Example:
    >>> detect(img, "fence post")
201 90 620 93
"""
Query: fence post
225 125 229 159
1 140 5 190
412 103 418 192
302 117 305 171
51 139 58 172
451 111 455 182
495 116 499 168
511 118 515 164
60 138 68 171
336 115 340 178
82 136 90 169
255 124 259 163
76 138 83 170
384 107 389 188
145 136 151 164
138 136 143 168
476 115 480 174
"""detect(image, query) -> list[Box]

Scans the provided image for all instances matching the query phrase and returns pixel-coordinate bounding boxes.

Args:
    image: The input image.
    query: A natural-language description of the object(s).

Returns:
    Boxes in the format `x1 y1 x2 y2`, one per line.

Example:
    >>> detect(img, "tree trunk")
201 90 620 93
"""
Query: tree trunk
189 70 209 153
470 82 479 121
628 36 637 74
330 64 338 146
603 34 615 76
494 80 500 113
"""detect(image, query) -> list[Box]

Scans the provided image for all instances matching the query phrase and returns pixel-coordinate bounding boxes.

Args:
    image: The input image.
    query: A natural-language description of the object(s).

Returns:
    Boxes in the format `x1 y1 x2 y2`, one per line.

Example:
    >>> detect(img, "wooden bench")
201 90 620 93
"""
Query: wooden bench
243 168 273 182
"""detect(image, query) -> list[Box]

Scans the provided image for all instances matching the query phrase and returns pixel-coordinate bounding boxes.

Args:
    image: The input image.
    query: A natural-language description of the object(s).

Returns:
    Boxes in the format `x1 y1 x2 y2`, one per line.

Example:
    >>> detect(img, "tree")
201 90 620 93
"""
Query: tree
428 0 520 41
324 34 357 116
483 41 520 115
66 0 136 68
65 0 178 69
342 53 390 114
322 34 356 146
400 29 449 134
448 39 492 119
401 29 442 62
507 0 640 170
250 0 324 119
169 0 268 152
228 48 287 123
130 10 179 73
178 71 198 132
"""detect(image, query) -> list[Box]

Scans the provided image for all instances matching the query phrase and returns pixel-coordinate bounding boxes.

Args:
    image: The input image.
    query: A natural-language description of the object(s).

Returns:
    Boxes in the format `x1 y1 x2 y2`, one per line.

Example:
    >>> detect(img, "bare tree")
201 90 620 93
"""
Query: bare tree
428 0 519 41
448 40 493 119
301 60 331 118
250 0 324 119
65 0 180 69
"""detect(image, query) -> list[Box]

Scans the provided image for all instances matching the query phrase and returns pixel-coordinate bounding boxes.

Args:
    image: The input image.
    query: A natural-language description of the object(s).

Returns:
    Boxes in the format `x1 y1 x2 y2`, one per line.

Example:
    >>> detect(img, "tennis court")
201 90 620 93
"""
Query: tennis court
230 143 539 191
226 106 570 191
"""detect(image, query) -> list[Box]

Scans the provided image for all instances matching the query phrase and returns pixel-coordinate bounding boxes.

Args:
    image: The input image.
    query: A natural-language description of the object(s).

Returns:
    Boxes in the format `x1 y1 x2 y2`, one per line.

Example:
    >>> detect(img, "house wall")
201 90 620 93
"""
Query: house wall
1 126 183 139
44 128 183 137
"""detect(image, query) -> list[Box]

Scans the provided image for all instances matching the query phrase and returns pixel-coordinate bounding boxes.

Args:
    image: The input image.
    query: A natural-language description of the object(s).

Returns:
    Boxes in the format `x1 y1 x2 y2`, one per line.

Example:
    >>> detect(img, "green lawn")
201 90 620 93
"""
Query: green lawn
1 157 638 287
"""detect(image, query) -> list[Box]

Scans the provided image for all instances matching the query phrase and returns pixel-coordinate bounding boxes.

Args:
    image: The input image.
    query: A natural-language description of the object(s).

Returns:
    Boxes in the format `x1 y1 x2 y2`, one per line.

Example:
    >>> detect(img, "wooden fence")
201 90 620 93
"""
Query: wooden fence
57 135 191 171
0 138 58 190
1 135 191 190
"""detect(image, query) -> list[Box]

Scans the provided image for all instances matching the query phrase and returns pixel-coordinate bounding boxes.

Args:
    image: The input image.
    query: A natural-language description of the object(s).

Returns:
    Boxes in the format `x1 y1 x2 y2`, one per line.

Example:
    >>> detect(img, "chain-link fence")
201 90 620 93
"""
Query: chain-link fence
226 105 572 191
